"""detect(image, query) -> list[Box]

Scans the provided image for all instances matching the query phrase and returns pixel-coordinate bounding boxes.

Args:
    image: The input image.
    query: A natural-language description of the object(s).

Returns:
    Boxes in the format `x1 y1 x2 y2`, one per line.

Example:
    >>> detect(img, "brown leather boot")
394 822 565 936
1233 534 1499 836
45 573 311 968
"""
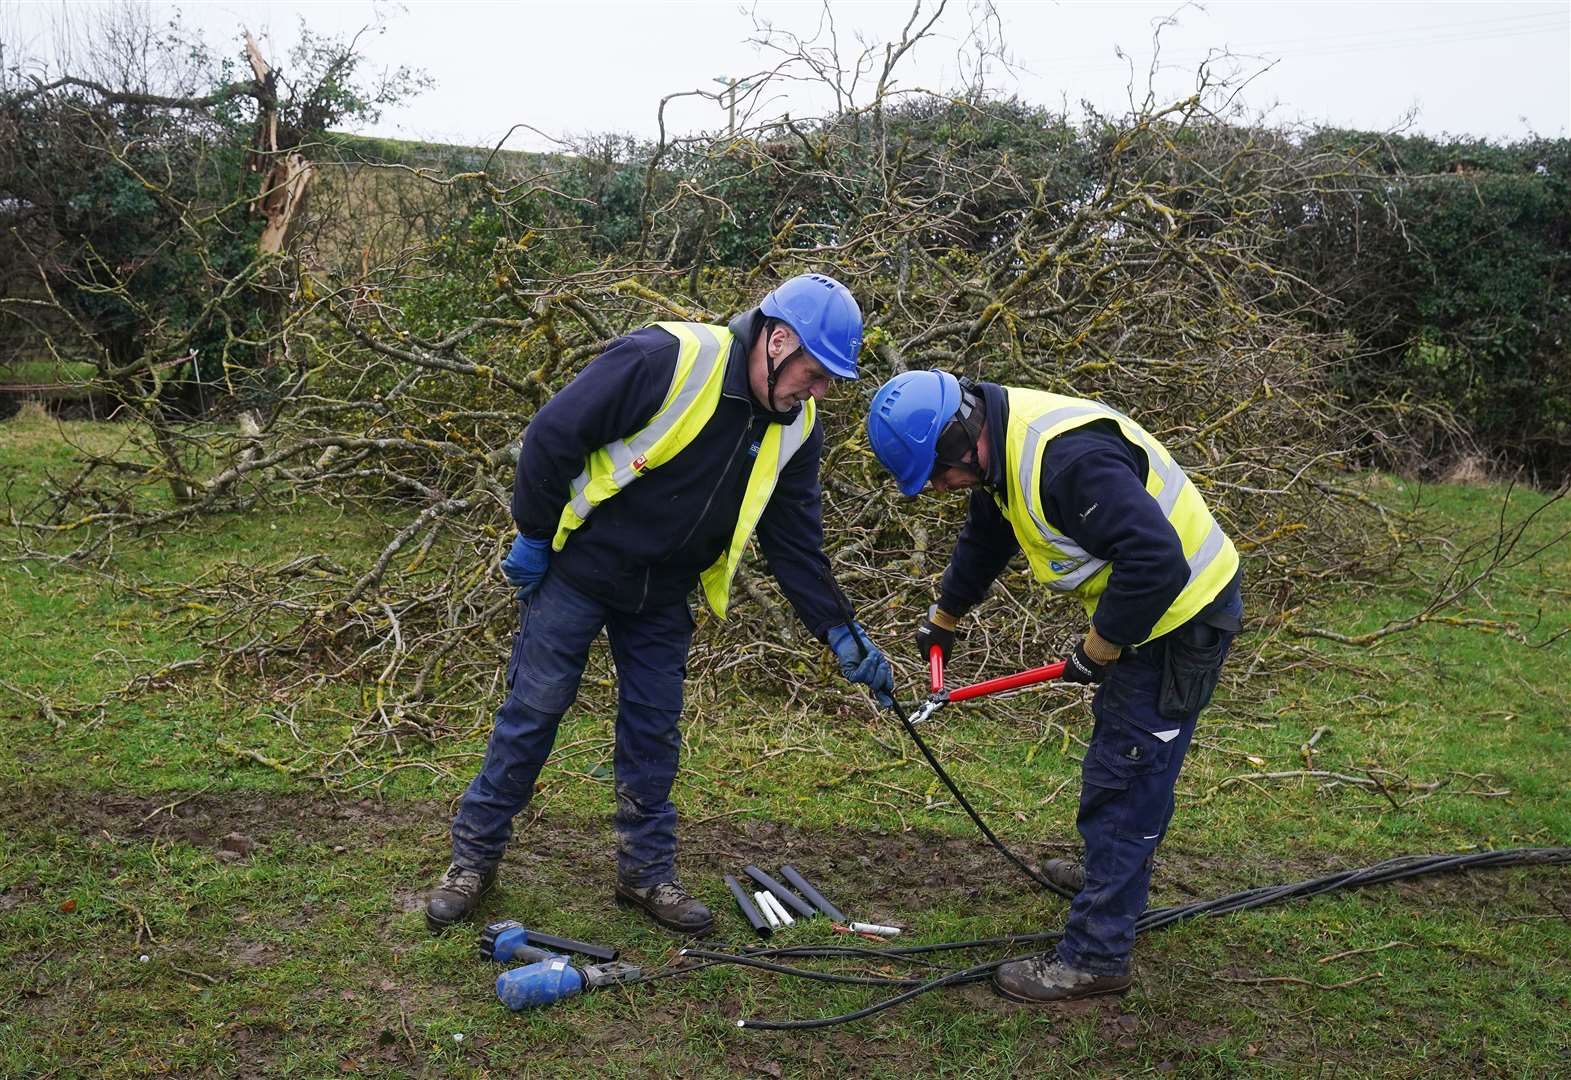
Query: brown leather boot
425 863 497 934
1040 857 1085 893
615 879 714 934
993 954 1133 1003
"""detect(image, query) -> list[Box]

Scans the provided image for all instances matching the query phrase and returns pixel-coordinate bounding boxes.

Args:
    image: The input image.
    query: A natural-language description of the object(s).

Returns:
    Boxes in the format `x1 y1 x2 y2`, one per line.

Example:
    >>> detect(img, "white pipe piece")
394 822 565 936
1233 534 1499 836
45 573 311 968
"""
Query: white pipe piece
755 891 781 929
763 891 795 926
757 890 786 927
848 921 902 937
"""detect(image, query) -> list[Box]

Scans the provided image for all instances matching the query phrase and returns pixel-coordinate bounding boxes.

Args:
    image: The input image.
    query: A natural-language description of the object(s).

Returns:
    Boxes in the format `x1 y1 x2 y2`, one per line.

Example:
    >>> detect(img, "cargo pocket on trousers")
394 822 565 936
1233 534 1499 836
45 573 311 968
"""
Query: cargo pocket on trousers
1088 679 1181 788
1158 621 1226 720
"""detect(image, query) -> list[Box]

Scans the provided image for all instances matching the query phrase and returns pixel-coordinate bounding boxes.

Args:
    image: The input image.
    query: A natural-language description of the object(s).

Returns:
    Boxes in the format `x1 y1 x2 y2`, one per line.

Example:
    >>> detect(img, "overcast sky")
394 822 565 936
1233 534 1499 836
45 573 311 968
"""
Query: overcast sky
7 1 1569 150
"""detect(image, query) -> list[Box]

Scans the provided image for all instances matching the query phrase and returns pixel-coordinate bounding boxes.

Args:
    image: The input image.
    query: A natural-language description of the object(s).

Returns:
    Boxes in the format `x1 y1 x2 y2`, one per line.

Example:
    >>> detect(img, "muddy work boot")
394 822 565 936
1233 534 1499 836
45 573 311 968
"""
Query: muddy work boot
425 863 497 934
1039 857 1085 894
993 954 1133 1003
615 879 714 935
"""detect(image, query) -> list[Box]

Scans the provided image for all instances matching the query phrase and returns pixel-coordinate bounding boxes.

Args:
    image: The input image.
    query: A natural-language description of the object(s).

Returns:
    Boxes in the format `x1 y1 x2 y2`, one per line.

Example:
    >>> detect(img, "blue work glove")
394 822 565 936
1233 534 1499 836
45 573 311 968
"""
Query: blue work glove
827 622 896 708
501 533 550 599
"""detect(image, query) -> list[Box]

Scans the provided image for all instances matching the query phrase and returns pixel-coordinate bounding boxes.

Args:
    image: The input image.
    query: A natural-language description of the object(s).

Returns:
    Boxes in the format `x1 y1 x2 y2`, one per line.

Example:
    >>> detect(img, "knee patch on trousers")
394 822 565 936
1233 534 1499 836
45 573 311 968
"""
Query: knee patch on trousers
509 668 581 715
617 669 686 712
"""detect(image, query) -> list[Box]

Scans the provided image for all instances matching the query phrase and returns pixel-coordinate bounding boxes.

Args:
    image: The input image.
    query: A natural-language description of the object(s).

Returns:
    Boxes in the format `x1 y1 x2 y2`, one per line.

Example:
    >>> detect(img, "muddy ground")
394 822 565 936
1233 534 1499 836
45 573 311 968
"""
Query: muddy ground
7 786 1569 1078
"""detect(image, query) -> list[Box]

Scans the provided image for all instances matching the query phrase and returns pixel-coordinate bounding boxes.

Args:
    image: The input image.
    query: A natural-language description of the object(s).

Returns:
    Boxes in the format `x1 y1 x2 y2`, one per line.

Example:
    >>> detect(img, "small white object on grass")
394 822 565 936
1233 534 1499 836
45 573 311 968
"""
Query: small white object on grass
848 921 902 936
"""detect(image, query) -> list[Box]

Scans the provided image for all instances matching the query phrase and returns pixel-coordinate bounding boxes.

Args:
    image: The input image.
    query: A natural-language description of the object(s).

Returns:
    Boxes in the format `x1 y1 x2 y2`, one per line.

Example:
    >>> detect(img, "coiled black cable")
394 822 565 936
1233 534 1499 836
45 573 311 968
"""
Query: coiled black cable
801 570 1568 1029
725 846 1571 1029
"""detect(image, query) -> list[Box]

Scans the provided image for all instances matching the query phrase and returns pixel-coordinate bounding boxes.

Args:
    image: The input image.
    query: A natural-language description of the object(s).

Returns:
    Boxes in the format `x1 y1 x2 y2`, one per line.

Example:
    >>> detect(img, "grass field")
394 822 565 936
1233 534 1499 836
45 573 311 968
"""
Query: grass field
2 410 1568 1078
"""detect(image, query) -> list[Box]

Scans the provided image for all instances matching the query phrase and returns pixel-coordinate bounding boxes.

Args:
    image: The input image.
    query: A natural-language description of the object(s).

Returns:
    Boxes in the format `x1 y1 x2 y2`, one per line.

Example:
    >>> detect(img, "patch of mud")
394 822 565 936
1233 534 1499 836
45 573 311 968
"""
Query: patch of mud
7 785 1565 923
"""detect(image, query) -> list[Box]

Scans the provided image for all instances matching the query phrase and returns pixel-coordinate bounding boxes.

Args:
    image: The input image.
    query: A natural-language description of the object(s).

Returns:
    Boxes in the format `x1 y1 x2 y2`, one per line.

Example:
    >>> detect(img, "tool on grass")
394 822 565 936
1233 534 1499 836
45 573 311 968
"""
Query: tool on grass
495 955 646 1011
726 874 772 938
702 568 1571 1028
480 920 619 964
778 864 846 923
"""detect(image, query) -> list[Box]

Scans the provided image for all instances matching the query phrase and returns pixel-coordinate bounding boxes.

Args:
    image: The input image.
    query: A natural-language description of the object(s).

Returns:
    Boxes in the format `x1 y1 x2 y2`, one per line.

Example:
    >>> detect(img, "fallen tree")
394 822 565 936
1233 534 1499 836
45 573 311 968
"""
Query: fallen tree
16 5 1563 791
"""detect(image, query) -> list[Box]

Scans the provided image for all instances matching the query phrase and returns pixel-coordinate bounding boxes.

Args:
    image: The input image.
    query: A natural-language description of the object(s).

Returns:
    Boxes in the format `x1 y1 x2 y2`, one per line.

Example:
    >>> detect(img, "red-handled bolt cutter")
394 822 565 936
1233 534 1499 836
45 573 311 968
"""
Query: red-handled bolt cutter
910 647 1067 725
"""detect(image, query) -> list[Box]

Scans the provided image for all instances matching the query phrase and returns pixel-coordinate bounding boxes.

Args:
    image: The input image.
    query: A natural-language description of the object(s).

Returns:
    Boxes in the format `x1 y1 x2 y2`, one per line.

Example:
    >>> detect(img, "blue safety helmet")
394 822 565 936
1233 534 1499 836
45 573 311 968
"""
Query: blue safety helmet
867 370 964 496
759 273 863 379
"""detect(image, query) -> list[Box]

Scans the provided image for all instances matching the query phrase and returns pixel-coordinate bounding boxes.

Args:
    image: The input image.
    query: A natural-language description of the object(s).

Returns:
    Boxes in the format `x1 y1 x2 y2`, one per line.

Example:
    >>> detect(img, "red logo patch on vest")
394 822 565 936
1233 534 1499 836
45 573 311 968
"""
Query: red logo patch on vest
631 455 648 472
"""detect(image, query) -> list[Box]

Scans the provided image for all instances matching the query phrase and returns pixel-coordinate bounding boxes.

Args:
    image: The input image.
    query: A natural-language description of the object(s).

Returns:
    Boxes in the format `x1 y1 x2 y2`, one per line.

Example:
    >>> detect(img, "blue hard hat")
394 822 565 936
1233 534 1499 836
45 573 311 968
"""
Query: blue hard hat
760 273 863 379
867 370 963 496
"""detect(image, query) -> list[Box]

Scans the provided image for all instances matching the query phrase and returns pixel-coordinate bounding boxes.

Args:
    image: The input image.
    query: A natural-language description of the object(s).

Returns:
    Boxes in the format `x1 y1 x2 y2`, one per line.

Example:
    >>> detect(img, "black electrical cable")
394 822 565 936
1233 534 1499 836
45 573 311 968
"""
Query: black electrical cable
736 942 959 969
681 948 920 988
802 567 1570 1029
883 696 1075 899
728 847 1571 1029
736 952 1043 1031
746 931 1062 960
819 566 1075 901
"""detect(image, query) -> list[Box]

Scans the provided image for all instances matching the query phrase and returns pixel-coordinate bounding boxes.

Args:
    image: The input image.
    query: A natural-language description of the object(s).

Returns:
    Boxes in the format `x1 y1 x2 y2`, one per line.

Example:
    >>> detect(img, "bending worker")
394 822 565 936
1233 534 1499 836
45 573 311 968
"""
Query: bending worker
427 274 895 935
867 370 1242 1002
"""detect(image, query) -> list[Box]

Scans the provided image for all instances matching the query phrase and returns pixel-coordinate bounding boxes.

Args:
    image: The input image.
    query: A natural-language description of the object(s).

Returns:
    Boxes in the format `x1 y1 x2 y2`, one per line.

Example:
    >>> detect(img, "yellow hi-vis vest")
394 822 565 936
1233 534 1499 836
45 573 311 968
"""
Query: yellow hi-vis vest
997 388 1238 644
551 321 816 618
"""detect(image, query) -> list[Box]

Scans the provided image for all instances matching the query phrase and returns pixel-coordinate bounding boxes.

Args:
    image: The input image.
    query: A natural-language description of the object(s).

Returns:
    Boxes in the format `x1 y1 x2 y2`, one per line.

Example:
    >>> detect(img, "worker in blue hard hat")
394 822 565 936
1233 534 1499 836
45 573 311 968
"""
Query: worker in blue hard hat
867 369 1244 1003
427 273 895 936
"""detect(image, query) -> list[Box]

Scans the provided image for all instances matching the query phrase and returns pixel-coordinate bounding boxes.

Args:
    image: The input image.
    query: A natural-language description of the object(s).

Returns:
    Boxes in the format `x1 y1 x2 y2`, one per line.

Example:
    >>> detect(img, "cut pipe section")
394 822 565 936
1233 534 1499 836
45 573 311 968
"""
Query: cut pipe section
759 891 794 927
755 891 781 929
725 874 771 939
743 864 815 920
779 864 847 923
849 921 901 937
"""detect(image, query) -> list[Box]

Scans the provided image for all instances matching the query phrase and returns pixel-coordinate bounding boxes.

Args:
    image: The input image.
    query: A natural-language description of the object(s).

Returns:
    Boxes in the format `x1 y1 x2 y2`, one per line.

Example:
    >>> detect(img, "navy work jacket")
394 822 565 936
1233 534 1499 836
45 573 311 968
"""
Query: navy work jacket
511 309 842 639
937 382 1194 647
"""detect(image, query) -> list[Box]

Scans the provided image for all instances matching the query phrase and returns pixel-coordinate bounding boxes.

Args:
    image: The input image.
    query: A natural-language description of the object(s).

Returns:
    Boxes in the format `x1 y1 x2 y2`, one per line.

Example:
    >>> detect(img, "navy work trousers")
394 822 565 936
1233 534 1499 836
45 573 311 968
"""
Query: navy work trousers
449 572 694 886
1056 585 1244 976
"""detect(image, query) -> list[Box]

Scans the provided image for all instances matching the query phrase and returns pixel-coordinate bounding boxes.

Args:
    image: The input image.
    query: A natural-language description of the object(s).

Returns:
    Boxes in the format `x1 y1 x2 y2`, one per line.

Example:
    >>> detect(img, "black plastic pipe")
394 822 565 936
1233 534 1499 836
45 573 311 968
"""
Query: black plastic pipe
524 930 618 962
779 864 847 923
725 874 772 938
743 865 816 920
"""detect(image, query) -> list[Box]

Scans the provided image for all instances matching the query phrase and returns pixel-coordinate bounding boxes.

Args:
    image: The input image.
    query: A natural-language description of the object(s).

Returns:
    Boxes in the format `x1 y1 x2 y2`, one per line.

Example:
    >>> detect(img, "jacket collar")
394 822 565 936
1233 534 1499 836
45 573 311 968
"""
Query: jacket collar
726 307 803 422
979 381 1010 499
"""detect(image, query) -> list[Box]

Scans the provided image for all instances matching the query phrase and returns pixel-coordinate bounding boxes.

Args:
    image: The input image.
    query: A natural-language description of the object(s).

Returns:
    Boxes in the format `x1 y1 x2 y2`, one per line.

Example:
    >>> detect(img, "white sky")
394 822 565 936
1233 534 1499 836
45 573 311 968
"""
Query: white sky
6 1 1569 151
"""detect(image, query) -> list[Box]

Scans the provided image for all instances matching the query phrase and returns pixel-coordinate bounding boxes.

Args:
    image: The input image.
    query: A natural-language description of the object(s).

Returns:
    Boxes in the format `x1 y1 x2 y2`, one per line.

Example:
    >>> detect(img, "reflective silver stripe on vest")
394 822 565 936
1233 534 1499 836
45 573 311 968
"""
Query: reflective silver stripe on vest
566 323 727 521
1187 517 1227 580
1017 402 1194 592
1018 405 1112 589
776 405 811 465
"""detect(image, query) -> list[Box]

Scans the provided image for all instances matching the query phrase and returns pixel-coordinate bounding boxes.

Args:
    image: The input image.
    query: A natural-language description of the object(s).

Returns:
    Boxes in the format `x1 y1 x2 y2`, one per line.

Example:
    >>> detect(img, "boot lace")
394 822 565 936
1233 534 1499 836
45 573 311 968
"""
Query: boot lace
439 865 485 896
646 879 694 905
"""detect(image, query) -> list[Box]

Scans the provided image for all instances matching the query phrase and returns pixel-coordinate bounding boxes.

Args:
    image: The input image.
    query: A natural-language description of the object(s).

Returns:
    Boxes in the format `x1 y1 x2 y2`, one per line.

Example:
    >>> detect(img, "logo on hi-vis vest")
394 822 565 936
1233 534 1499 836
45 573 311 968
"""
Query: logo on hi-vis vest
748 442 760 458
1050 559 1078 573
631 455 648 472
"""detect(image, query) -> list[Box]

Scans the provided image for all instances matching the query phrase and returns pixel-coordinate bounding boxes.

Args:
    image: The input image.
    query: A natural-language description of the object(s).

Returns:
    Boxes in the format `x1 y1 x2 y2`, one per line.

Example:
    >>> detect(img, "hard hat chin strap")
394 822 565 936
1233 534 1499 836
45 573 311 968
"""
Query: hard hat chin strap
763 319 804 413
934 381 987 484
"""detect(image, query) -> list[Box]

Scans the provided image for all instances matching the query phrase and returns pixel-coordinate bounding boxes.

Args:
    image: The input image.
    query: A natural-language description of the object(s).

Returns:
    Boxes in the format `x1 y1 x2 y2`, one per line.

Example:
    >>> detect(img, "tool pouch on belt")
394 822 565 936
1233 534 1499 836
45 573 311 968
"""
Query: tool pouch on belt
1158 609 1243 720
